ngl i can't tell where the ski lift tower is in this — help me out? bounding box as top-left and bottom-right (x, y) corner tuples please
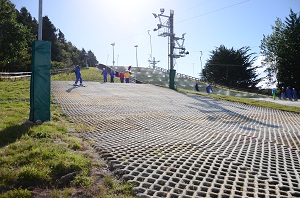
(152, 8), (189, 89)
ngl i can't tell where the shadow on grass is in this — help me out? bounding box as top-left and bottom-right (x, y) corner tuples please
(0, 121), (34, 148)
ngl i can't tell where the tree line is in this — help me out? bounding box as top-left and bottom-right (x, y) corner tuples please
(1, 0), (299, 91)
(203, 9), (300, 90)
(0, 0), (98, 72)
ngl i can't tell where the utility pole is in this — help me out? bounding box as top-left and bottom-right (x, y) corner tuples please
(169, 10), (175, 89)
(149, 57), (160, 69)
(152, 9), (188, 90)
(111, 43), (115, 66)
(199, 51), (203, 80)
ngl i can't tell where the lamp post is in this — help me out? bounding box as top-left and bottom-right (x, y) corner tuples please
(111, 43), (115, 66)
(106, 54), (109, 65)
(134, 45), (138, 67)
(199, 51), (203, 80)
(38, 0), (42, 40)
(148, 30), (152, 61)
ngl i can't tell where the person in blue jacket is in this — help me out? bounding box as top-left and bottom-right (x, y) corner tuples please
(102, 68), (107, 82)
(286, 86), (292, 101)
(292, 88), (298, 101)
(195, 82), (199, 91)
(281, 87), (286, 100)
(206, 84), (213, 94)
(73, 65), (83, 86)
(110, 69), (115, 83)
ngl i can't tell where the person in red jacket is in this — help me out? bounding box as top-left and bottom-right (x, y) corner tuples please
(119, 71), (125, 83)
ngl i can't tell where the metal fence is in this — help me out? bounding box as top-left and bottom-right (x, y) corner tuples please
(0, 72), (32, 80)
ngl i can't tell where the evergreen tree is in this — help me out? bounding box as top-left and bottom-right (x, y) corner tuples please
(203, 45), (259, 89)
(16, 7), (38, 39)
(57, 29), (66, 43)
(0, 0), (34, 71)
(87, 50), (98, 66)
(261, 9), (300, 90)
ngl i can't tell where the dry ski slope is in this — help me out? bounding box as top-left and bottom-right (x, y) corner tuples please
(52, 81), (300, 198)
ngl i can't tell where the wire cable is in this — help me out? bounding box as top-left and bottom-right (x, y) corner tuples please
(112, 0), (252, 44)
(177, 0), (251, 24)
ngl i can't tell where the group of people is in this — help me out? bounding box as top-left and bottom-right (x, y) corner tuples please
(272, 87), (298, 101)
(195, 82), (213, 94)
(101, 68), (131, 83)
(72, 65), (132, 86)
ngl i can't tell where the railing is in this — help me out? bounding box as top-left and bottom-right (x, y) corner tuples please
(0, 67), (73, 80)
(152, 66), (201, 82)
(51, 68), (73, 75)
(0, 72), (32, 80)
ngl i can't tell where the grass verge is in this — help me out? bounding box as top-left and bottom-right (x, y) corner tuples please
(178, 88), (300, 114)
(0, 79), (134, 198)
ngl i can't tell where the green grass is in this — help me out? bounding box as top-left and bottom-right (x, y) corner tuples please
(0, 79), (134, 197)
(178, 88), (300, 114)
(98, 176), (135, 198)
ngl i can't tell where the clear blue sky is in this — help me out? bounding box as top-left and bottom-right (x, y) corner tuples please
(11, 0), (300, 77)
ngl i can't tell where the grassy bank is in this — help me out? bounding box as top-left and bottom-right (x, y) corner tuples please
(178, 88), (300, 114)
(0, 79), (134, 198)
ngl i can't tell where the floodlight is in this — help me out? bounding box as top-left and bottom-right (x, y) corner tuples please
(152, 13), (157, 18)
(160, 8), (165, 14)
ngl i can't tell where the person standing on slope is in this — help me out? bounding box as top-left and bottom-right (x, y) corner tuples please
(119, 71), (125, 83)
(102, 68), (108, 82)
(73, 65), (83, 86)
(124, 70), (131, 83)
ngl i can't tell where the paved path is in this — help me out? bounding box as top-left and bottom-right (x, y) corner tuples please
(52, 81), (300, 198)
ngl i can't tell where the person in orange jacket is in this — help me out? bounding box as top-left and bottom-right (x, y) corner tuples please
(124, 70), (131, 83)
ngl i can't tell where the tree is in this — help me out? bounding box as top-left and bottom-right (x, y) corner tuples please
(203, 45), (259, 89)
(0, 0), (34, 71)
(87, 50), (98, 66)
(16, 7), (38, 39)
(79, 48), (87, 66)
(57, 29), (66, 43)
(260, 9), (300, 90)
(0, 1), (99, 71)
